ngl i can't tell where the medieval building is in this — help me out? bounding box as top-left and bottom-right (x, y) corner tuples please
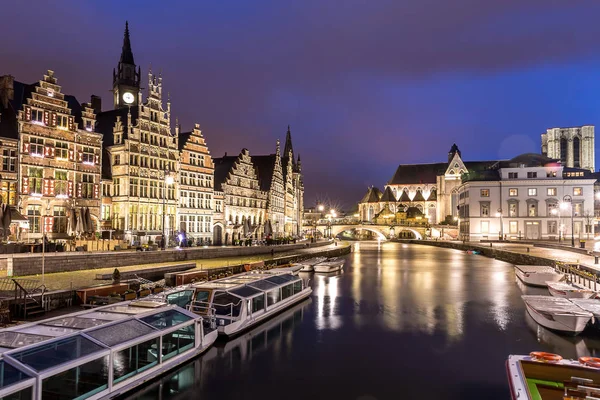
(541, 126), (595, 172)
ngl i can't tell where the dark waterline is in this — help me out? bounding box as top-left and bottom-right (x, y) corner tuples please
(124, 242), (600, 400)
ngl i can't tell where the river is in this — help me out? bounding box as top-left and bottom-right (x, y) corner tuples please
(124, 242), (600, 400)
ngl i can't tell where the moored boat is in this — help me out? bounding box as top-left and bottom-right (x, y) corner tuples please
(0, 297), (218, 400)
(298, 257), (326, 272)
(571, 299), (600, 328)
(515, 265), (564, 287)
(187, 270), (312, 337)
(507, 353), (600, 400)
(522, 295), (593, 335)
(547, 281), (596, 299)
(314, 258), (344, 273)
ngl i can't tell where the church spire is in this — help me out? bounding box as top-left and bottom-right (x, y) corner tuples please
(120, 21), (135, 65)
(283, 125), (294, 160)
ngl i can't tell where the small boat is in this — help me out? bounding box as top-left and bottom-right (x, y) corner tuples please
(466, 250), (480, 255)
(314, 258), (345, 273)
(506, 353), (600, 400)
(571, 299), (600, 328)
(0, 296), (218, 400)
(275, 264), (303, 275)
(188, 270), (312, 337)
(547, 280), (596, 299)
(515, 265), (564, 287)
(297, 257), (326, 272)
(522, 295), (593, 334)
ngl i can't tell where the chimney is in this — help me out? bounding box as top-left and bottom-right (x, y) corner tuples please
(90, 95), (102, 113)
(0, 75), (15, 109)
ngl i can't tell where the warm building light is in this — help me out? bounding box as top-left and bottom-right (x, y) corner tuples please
(165, 175), (174, 185)
(560, 202), (568, 210)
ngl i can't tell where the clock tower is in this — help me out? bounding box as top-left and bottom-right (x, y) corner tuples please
(112, 21), (140, 108)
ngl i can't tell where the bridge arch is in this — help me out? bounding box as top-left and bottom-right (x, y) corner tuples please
(393, 227), (423, 240)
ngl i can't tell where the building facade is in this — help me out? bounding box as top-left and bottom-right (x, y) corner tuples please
(541, 126), (595, 172)
(178, 123), (214, 245)
(96, 24), (179, 246)
(0, 71), (103, 241)
(457, 154), (596, 241)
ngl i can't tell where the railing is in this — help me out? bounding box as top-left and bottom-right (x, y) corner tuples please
(188, 300), (217, 329)
(12, 278), (46, 319)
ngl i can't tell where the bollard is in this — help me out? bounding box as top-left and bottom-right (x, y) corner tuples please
(527, 247), (530, 253)
(490, 243), (492, 248)
(596, 256), (599, 265)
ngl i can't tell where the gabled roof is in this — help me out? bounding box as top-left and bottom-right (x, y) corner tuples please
(95, 106), (139, 146)
(212, 155), (238, 191)
(406, 207), (423, 218)
(388, 163), (447, 185)
(101, 148), (112, 180)
(360, 187), (382, 203)
(412, 190), (425, 202)
(398, 190), (411, 202)
(499, 153), (558, 168)
(426, 189), (437, 201)
(178, 131), (192, 151)
(251, 155), (276, 192)
(0, 80), (34, 139)
(380, 186), (396, 202)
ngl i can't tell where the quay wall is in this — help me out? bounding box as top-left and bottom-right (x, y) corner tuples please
(404, 240), (556, 266)
(3, 241), (331, 277)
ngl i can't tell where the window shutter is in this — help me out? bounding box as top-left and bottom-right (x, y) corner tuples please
(43, 111), (49, 125)
(76, 183), (82, 198)
(68, 181), (74, 198)
(24, 106), (31, 122)
(44, 216), (53, 234)
(50, 147), (55, 158)
(78, 152), (83, 162)
(94, 184), (99, 199)
(95, 154), (100, 165)
(49, 180), (55, 196)
(22, 142), (29, 154)
(51, 112), (57, 127)
(68, 116), (74, 131)
(68, 149), (75, 161)
(43, 179), (50, 196)
(44, 146), (53, 158)
(22, 177), (29, 194)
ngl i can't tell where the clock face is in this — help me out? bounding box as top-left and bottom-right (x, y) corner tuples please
(122, 92), (135, 104)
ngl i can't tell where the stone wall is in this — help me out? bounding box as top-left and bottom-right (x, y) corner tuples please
(4, 241), (331, 276)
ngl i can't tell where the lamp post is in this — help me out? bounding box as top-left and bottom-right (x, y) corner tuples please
(41, 200), (49, 284)
(162, 172), (174, 250)
(495, 209), (503, 241)
(551, 208), (560, 242)
(561, 195), (574, 247)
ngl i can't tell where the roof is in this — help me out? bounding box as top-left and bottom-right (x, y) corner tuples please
(212, 155), (238, 191)
(398, 190), (411, 202)
(499, 153), (559, 168)
(388, 163), (447, 185)
(95, 106), (138, 146)
(380, 186), (396, 202)
(412, 190), (425, 202)
(0, 80), (35, 139)
(178, 131), (192, 151)
(360, 187), (382, 203)
(101, 148), (112, 180)
(251, 155), (276, 192)
(426, 189), (437, 201)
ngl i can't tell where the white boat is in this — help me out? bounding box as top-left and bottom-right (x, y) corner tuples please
(0, 296), (218, 400)
(507, 353), (600, 400)
(522, 295), (593, 334)
(571, 299), (600, 328)
(314, 258), (345, 273)
(188, 270), (312, 337)
(514, 265), (564, 287)
(298, 257), (326, 272)
(547, 281), (596, 299)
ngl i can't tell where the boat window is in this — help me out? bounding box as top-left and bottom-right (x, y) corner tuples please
(265, 275), (292, 285)
(1, 386), (32, 399)
(113, 337), (159, 384)
(9, 335), (106, 371)
(166, 290), (195, 308)
(0, 331), (52, 349)
(195, 290), (211, 303)
(281, 284), (293, 300)
(213, 292), (242, 317)
(267, 289), (281, 306)
(162, 324), (195, 361)
(87, 320), (156, 346)
(0, 359), (31, 389)
(140, 309), (193, 331)
(252, 295), (265, 313)
(42, 355), (109, 399)
(42, 316), (112, 330)
(248, 280), (278, 291)
(229, 286), (262, 298)
(293, 280), (303, 294)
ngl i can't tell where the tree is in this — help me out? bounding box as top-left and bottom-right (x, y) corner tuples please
(583, 210), (595, 240)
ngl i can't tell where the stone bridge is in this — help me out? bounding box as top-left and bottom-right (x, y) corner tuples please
(313, 222), (458, 240)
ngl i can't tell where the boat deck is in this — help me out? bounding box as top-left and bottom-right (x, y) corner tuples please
(515, 265), (557, 274)
(570, 299), (600, 317)
(522, 295), (593, 316)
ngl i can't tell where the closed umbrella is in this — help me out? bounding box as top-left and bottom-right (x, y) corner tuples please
(264, 219), (272, 235)
(243, 218), (249, 237)
(75, 209), (83, 235)
(67, 209), (74, 236)
(86, 207), (94, 233)
(2, 205), (11, 236)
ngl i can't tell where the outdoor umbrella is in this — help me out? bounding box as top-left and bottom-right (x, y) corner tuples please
(264, 219), (272, 235)
(75, 209), (83, 235)
(2, 205), (11, 237)
(67, 209), (74, 236)
(0, 205), (5, 237)
(86, 207), (94, 233)
(243, 218), (249, 237)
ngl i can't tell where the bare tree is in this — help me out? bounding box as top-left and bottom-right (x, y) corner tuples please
(583, 210), (595, 240)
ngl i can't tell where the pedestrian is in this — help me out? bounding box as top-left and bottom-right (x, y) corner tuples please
(271, 249), (274, 258)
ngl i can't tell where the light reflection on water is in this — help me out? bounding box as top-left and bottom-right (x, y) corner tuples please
(123, 242), (600, 400)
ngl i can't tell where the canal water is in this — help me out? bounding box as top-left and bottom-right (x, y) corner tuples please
(124, 242), (600, 400)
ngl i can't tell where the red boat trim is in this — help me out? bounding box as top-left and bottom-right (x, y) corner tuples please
(505, 359), (518, 400)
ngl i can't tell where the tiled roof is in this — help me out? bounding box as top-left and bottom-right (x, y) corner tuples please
(212, 155), (238, 191)
(398, 190), (411, 202)
(251, 155), (276, 192)
(360, 187), (382, 203)
(388, 163), (447, 185)
(95, 106), (138, 146)
(178, 131), (192, 151)
(412, 190), (425, 202)
(379, 186), (396, 202)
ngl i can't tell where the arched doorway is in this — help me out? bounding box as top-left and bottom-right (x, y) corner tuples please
(225, 232), (230, 245)
(213, 225), (223, 246)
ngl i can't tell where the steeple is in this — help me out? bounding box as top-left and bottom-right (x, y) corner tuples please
(283, 125), (294, 160)
(448, 143), (461, 163)
(120, 21), (135, 65)
(113, 21), (141, 108)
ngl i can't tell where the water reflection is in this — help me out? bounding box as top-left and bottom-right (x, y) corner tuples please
(315, 272), (342, 331)
(523, 310), (590, 359)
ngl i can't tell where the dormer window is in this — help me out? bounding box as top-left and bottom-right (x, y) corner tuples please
(57, 115), (68, 128)
(31, 109), (44, 123)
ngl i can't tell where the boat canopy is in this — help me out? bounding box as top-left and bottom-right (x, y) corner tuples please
(522, 295), (594, 316)
(0, 300), (202, 400)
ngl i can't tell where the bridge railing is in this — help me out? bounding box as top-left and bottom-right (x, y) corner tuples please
(315, 220), (430, 228)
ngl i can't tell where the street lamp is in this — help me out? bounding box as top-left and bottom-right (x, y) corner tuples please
(162, 172), (174, 250)
(495, 208), (503, 240)
(561, 195), (574, 247)
(318, 204), (324, 212)
(41, 200), (50, 284)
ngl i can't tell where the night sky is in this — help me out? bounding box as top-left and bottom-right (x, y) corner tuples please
(3, 1), (600, 209)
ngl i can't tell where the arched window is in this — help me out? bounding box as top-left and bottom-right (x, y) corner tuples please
(573, 136), (581, 167)
(368, 206), (374, 222)
(560, 138), (568, 164)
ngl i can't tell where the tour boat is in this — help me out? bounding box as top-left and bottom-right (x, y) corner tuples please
(0, 297), (218, 400)
(506, 353), (600, 400)
(298, 257), (327, 272)
(314, 258), (345, 273)
(522, 295), (593, 335)
(547, 281), (596, 299)
(514, 265), (564, 287)
(187, 271), (312, 337)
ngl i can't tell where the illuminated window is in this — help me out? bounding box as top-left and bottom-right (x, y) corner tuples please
(27, 205), (41, 233)
(29, 167), (43, 194)
(55, 170), (68, 196)
(53, 206), (67, 233)
(30, 137), (44, 156)
(574, 187), (583, 196)
(547, 188), (556, 196)
(509, 221), (518, 234)
(480, 221), (489, 233)
(480, 189), (489, 197)
(528, 188), (537, 196)
(509, 188), (518, 196)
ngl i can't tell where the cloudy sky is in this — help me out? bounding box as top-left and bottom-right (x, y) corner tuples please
(3, 1), (600, 208)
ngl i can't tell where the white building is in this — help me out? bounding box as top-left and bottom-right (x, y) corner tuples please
(458, 153), (596, 242)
